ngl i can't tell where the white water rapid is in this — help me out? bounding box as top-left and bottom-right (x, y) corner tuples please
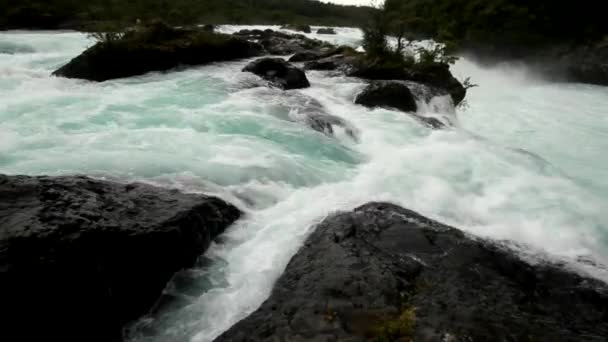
(1, 26), (607, 341)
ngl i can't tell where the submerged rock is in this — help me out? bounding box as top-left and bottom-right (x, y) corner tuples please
(287, 93), (359, 141)
(53, 21), (263, 81)
(317, 28), (336, 35)
(215, 202), (608, 342)
(0, 175), (241, 342)
(243, 58), (310, 90)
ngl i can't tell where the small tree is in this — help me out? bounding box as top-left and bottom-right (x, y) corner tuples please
(88, 31), (124, 43)
(361, 6), (390, 58)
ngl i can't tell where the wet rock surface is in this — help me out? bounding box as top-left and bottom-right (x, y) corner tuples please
(0, 175), (241, 342)
(234, 29), (332, 56)
(53, 22), (263, 82)
(355, 80), (418, 113)
(243, 57), (310, 90)
(288, 93), (359, 141)
(354, 80), (446, 129)
(215, 202), (608, 342)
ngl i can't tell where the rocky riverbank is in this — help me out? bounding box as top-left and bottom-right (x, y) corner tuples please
(215, 202), (608, 342)
(0, 175), (241, 342)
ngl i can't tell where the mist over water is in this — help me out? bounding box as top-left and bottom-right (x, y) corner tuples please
(1, 27), (608, 341)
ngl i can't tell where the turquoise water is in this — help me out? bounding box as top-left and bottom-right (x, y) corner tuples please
(1, 27), (608, 341)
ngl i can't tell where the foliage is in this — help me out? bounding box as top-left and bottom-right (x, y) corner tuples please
(462, 77), (478, 90)
(360, 3), (458, 69)
(0, 0), (375, 29)
(87, 31), (124, 43)
(361, 10), (390, 59)
(416, 45), (459, 65)
(374, 306), (417, 342)
(382, 0), (608, 50)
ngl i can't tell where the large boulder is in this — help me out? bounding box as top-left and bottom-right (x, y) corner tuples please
(243, 58), (310, 90)
(355, 81), (445, 129)
(53, 22), (263, 81)
(349, 60), (466, 106)
(234, 29), (331, 56)
(355, 80), (418, 113)
(215, 202), (608, 342)
(281, 24), (312, 34)
(0, 175), (241, 342)
(317, 28), (337, 35)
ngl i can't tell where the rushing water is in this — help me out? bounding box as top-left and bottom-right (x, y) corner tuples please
(2, 26), (608, 341)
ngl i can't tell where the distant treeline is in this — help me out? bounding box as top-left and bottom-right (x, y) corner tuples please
(384, 0), (608, 50)
(1, 0), (375, 30)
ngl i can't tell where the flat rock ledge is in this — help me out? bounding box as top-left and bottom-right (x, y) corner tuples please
(0, 174), (241, 342)
(216, 202), (608, 342)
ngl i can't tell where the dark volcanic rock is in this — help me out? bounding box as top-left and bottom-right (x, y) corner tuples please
(355, 81), (418, 113)
(0, 175), (241, 342)
(243, 58), (310, 90)
(234, 29), (331, 56)
(317, 28), (337, 35)
(281, 24), (312, 34)
(215, 202), (608, 342)
(53, 22), (263, 82)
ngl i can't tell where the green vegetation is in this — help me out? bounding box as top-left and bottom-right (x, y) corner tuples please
(373, 306), (417, 342)
(0, 0), (374, 30)
(360, 3), (458, 71)
(383, 0), (608, 50)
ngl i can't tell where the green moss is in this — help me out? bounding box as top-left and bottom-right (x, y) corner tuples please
(373, 306), (417, 342)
